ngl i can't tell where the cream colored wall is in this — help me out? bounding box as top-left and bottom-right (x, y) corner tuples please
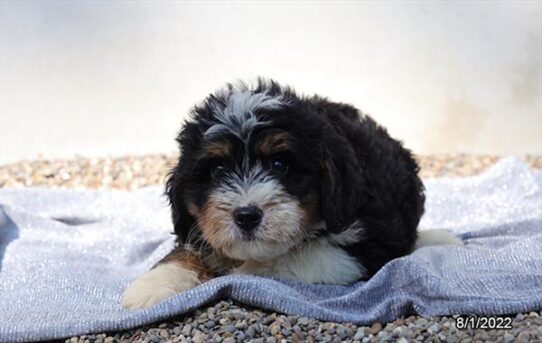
(1, 1), (541, 164)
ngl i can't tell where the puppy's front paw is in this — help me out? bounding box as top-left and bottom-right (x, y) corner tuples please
(415, 229), (464, 250)
(122, 263), (200, 310)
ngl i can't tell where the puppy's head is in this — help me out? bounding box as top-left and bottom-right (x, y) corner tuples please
(166, 79), (364, 261)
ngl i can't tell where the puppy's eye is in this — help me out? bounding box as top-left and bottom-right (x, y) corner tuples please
(270, 158), (288, 173)
(211, 161), (226, 177)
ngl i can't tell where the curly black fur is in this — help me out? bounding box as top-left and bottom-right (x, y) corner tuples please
(166, 78), (425, 278)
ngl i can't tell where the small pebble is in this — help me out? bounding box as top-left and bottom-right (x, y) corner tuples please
(159, 330), (169, 339)
(181, 324), (191, 336)
(192, 333), (205, 343)
(298, 317), (310, 326)
(369, 322), (382, 335)
(392, 326), (402, 336)
(376, 331), (388, 340)
(517, 331), (530, 343)
(415, 318), (428, 327)
(353, 328), (365, 340)
(428, 323), (439, 334)
(223, 324), (236, 333)
(246, 326), (256, 338)
(270, 323), (281, 335)
(281, 328), (291, 337)
(235, 321), (246, 329)
(219, 318), (231, 325)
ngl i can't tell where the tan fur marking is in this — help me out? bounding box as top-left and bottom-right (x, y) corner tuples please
(160, 248), (214, 282)
(196, 198), (232, 253)
(203, 140), (232, 158)
(187, 203), (199, 217)
(258, 132), (290, 155)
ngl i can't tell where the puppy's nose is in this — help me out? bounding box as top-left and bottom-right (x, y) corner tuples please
(233, 206), (263, 232)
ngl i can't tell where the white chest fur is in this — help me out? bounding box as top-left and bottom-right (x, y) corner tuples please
(233, 226), (366, 285)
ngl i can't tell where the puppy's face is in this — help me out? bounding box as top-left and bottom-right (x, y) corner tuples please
(168, 80), (362, 262)
(182, 89), (322, 261)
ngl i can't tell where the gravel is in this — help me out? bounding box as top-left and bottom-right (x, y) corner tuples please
(2, 154), (541, 190)
(55, 302), (542, 342)
(1, 154), (541, 342)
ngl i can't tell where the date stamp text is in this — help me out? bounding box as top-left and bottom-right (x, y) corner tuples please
(454, 315), (513, 330)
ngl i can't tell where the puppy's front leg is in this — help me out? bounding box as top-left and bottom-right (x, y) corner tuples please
(122, 247), (212, 309)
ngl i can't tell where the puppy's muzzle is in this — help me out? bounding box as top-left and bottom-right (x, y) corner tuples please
(233, 205), (263, 233)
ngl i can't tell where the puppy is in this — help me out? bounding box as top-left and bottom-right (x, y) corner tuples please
(122, 79), (460, 309)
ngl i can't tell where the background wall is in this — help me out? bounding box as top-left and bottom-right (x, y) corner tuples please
(1, 1), (541, 164)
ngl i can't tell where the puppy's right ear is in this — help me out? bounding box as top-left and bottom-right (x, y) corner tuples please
(165, 169), (196, 245)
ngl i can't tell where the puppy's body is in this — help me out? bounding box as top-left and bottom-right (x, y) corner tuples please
(123, 79), (458, 309)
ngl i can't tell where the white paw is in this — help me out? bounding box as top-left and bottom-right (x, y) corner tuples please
(122, 263), (200, 310)
(415, 229), (464, 250)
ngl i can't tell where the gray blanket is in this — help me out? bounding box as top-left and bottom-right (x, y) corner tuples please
(0, 156), (541, 342)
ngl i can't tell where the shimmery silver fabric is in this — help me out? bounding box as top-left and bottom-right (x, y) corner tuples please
(0, 156), (541, 342)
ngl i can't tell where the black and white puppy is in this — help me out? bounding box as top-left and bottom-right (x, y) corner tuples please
(122, 79), (461, 309)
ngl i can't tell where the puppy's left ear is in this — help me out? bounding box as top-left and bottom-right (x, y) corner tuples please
(320, 144), (366, 233)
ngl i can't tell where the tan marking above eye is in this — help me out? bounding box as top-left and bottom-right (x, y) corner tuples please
(187, 203), (199, 217)
(258, 132), (290, 155)
(203, 140), (232, 158)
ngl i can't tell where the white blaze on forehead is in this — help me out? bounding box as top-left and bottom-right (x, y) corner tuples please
(205, 90), (286, 139)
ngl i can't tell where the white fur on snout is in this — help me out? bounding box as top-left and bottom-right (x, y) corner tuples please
(121, 263), (200, 310)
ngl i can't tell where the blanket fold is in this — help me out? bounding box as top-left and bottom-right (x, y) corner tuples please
(0, 156), (541, 342)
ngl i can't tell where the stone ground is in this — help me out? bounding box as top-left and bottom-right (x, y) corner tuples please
(1, 154), (541, 343)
